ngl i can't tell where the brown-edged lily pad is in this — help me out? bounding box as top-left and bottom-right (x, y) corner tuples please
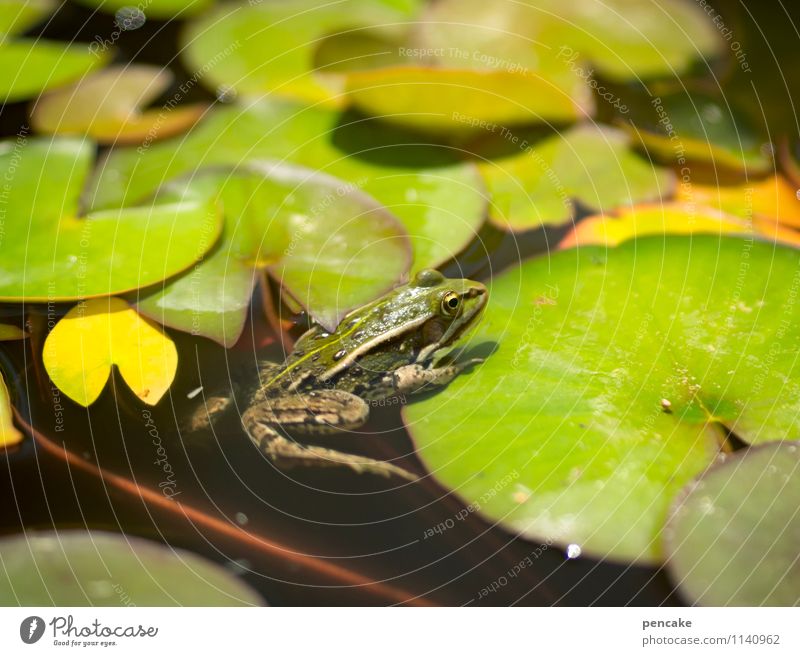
(31, 65), (207, 144)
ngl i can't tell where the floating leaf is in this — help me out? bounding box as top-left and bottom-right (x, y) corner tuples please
(0, 137), (222, 301)
(138, 162), (412, 344)
(677, 175), (800, 229)
(43, 297), (178, 406)
(0, 372), (22, 448)
(314, 22), (590, 131)
(31, 65), (207, 144)
(417, 0), (721, 83)
(313, 0), (720, 131)
(333, 65), (589, 134)
(0, 530), (264, 605)
(0, 323), (28, 449)
(0, 0), (55, 35)
(0, 323), (26, 340)
(405, 236), (800, 563)
(0, 0), (100, 103)
(665, 442), (800, 605)
(480, 124), (673, 230)
(560, 203), (800, 249)
(76, 0), (213, 19)
(88, 99), (486, 273)
(181, 0), (422, 105)
(632, 92), (771, 174)
(1, 322), (28, 447)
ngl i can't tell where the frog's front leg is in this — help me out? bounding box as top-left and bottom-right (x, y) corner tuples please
(375, 358), (483, 398)
(242, 389), (418, 481)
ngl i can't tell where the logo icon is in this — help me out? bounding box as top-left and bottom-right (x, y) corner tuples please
(20, 616), (45, 644)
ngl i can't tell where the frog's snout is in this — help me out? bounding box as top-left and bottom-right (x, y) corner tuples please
(466, 284), (487, 299)
(465, 282), (488, 312)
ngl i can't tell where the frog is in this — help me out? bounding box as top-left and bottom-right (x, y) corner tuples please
(195, 269), (488, 481)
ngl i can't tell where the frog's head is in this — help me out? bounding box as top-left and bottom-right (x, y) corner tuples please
(410, 269), (488, 362)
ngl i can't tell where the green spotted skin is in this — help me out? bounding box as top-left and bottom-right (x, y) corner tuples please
(260, 269), (488, 400)
(239, 269), (487, 480)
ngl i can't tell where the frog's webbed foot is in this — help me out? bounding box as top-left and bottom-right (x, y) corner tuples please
(185, 394), (233, 433)
(242, 390), (418, 481)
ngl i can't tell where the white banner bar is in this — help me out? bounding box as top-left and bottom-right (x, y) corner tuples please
(0, 607), (798, 654)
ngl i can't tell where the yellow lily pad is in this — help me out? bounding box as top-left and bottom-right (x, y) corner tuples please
(43, 297), (178, 407)
(0, 373), (22, 448)
(676, 175), (800, 229)
(0, 320), (25, 446)
(31, 65), (207, 144)
(561, 203), (800, 249)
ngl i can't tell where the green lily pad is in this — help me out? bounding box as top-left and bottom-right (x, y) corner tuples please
(31, 65), (207, 144)
(480, 124), (673, 230)
(0, 530), (264, 605)
(0, 39), (110, 103)
(88, 99), (486, 273)
(417, 0), (721, 83)
(313, 27), (590, 131)
(138, 162), (412, 344)
(77, 0), (213, 20)
(632, 92), (772, 174)
(0, 137), (222, 301)
(321, 0), (720, 131)
(0, 0), (109, 103)
(180, 0), (422, 105)
(333, 64), (589, 134)
(0, 0), (55, 35)
(665, 442), (800, 605)
(405, 236), (800, 563)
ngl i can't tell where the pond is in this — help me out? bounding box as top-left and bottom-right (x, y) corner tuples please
(1, 0), (799, 607)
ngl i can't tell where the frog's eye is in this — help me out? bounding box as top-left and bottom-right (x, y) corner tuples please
(441, 291), (460, 315)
